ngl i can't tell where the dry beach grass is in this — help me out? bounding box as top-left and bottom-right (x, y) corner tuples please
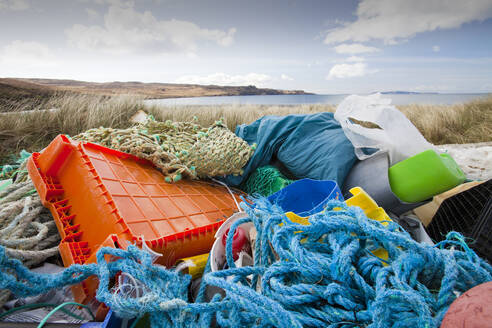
(0, 93), (491, 164)
(399, 100), (492, 145)
(0, 93), (143, 163)
(146, 98), (492, 146)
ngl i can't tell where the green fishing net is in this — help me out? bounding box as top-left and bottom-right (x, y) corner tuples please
(74, 118), (254, 182)
(0, 150), (31, 180)
(241, 165), (294, 196)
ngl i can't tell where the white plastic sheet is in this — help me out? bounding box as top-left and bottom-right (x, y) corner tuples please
(334, 93), (435, 165)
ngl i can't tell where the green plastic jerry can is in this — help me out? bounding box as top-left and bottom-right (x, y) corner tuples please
(388, 150), (466, 203)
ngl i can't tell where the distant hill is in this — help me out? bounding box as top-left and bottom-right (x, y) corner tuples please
(379, 91), (439, 95)
(0, 78), (55, 110)
(0, 77), (311, 111)
(17, 78), (311, 99)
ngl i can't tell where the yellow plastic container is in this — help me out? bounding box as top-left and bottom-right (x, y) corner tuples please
(176, 253), (209, 279)
(345, 187), (391, 227)
(285, 187), (391, 263)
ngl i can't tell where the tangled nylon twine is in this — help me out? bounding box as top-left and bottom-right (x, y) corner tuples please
(1, 198), (491, 327)
(0, 181), (60, 307)
(74, 118), (254, 182)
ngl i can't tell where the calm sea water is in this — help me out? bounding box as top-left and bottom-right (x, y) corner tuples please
(146, 93), (488, 106)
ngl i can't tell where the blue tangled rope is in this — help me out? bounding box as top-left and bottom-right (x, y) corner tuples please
(1, 198), (491, 328)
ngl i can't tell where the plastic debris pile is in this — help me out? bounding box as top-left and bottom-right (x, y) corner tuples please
(1, 199), (491, 327)
(74, 118), (254, 182)
(1, 94), (491, 327)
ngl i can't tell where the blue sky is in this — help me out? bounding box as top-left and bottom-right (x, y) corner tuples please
(0, 0), (491, 94)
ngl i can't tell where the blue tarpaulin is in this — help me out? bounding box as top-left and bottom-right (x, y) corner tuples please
(223, 112), (357, 187)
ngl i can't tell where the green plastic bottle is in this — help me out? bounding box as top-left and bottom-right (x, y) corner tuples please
(388, 150), (466, 203)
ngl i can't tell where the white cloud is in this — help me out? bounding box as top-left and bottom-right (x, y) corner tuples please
(326, 62), (377, 79)
(281, 74), (294, 81)
(324, 0), (492, 45)
(0, 0), (29, 10)
(79, 0), (133, 7)
(175, 73), (272, 87)
(346, 56), (365, 62)
(0, 40), (56, 67)
(432, 45), (440, 52)
(85, 8), (100, 20)
(66, 3), (236, 54)
(480, 84), (492, 92)
(334, 43), (380, 54)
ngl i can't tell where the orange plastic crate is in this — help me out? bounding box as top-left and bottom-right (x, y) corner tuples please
(27, 135), (243, 307)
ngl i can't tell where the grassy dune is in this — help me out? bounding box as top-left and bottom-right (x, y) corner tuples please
(0, 94), (143, 163)
(0, 93), (491, 164)
(0, 78), (55, 111)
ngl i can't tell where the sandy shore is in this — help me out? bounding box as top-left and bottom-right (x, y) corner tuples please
(439, 142), (492, 181)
